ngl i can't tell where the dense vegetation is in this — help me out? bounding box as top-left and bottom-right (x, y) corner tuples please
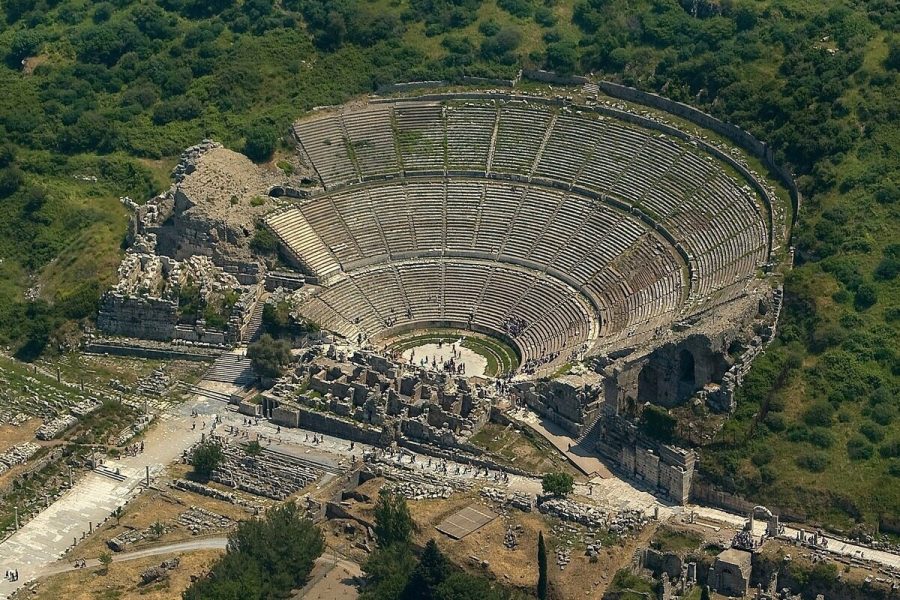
(247, 333), (292, 378)
(182, 501), (324, 599)
(190, 439), (223, 479)
(0, 0), (896, 528)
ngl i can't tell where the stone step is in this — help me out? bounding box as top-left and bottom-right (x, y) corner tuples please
(94, 466), (127, 482)
(244, 300), (266, 343)
(203, 354), (256, 387)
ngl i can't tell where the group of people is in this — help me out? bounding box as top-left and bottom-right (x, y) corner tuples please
(191, 413), (222, 432)
(370, 447), (512, 482)
(520, 349), (560, 375)
(406, 341), (470, 375)
(4, 569), (18, 581)
(123, 441), (144, 457)
(502, 316), (528, 337)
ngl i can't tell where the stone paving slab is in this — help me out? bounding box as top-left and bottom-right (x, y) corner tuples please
(436, 504), (497, 539)
(0, 412), (202, 599)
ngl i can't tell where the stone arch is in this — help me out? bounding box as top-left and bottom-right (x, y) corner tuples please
(636, 363), (660, 405)
(678, 348), (696, 384)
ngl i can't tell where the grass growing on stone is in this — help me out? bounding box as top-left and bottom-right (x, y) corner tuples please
(469, 422), (579, 475)
(608, 569), (657, 597)
(650, 526), (703, 554)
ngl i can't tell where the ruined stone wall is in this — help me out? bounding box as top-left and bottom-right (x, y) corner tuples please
(97, 295), (177, 341)
(296, 405), (388, 446)
(515, 377), (603, 437)
(600, 289), (772, 413)
(84, 341), (218, 361)
(595, 413), (696, 505)
(633, 334), (732, 408)
(750, 551), (894, 600)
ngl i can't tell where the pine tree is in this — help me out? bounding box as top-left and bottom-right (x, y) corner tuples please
(401, 539), (448, 600)
(373, 489), (415, 548)
(537, 530), (548, 600)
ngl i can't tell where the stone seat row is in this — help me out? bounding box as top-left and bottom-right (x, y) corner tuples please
(297, 260), (594, 369)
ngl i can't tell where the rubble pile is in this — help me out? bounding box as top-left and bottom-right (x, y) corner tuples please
(607, 509), (650, 535)
(538, 497), (608, 529)
(69, 399), (102, 418)
(0, 412), (30, 427)
(371, 458), (472, 496)
(108, 528), (145, 552)
(136, 369), (170, 396)
(191, 441), (322, 500)
(172, 478), (236, 503)
(0, 442), (41, 475)
(36, 414), (79, 440)
(139, 557), (180, 586)
(504, 525), (520, 550)
(480, 487), (533, 512)
(176, 506), (233, 533)
(387, 480), (455, 500)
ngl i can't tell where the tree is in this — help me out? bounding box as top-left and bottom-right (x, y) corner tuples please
(537, 531), (548, 600)
(150, 520), (165, 539)
(247, 334), (292, 379)
(8, 30), (42, 63)
(542, 472), (574, 497)
(98, 551), (113, 574)
(244, 122), (277, 162)
(184, 501), (324, 600)
(402, 540), (449, 600)
(191, 440), (223, 480)
(0, 166), (24, 198)
(545, 41), (578, 74)
(113, 506), (123, 525)
(244, 439), (263, 456)
(373, 489), (415, 548)
(435, 572), (505, 600)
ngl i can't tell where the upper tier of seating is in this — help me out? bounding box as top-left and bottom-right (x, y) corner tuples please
(278, 97), (771, 371)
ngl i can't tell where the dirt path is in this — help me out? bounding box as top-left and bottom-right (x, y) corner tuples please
(41, 537), (229, 576)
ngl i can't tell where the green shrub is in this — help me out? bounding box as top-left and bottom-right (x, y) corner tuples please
(764, 412), (787, 432)
(808, 428), (835, 449)
(244, 122), (277, 162)
(846, 435), (874, 461)
(878, 437), (900, 459)
(854, 283), (878, 310)
(796, 452), (829, 473)
(250, 227), (278, 254)
(870, 403), (896, 425)
(803, 402), (835, 427)
(859, 421), (884, 443)
(751, 446), (774, 466)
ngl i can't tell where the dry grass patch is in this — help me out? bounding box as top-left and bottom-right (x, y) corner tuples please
(33, 549), (222, 600)
(0, 418), (41, 453)
(71, 476), (255, 560)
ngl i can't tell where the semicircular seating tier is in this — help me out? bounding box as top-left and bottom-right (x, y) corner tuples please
(267, 96), (771, 376)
